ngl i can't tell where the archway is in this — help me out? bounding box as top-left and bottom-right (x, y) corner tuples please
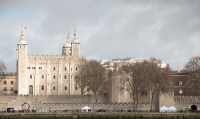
(191, 105), (197, 112)
(21, 102), (30, 112)
(29, 85), (33, 95)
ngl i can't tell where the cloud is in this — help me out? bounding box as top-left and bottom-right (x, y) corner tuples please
(0, 0), (200, 72)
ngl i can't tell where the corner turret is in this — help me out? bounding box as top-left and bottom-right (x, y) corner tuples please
(62, 30), (72, 56)
(71, 26), (80, 57)
(17, 26), (28, 95)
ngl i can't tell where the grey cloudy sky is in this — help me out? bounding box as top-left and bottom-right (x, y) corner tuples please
(0, 0), (200, 72)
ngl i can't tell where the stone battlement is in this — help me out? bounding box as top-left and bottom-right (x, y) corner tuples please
(27, 55), (85, 60)
(0, 72), (16, 75)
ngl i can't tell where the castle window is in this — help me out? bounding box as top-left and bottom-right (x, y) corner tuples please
(10, 81), (13, 85)
(179, 90), (183, 94)
(32, 67), (35, 69)
(75, 83), (78, 90)
(3, 81), (6, 85)
(76, 67), (78, 71)
(10, 87), (13, 91)
(53, 67), (56, 71)
(65, 67), (67, 71)
(30, 75), (32, 79)
(27, 67), (31, 69)
(64, 75), (67, 79)
(41, 85), (44, 90)
(53, 75), (56, 79)
(39, 67), (42, 70)
(53, 86), (56, 90)
(3, 88), (6, 91)
(65, 86), (67, 90)
(42, 75), (44, 79)
(179, 81), (182, 86)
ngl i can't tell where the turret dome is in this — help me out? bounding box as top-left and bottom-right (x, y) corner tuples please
(63, 41), (71, 48)
(72, 38), (79, 43)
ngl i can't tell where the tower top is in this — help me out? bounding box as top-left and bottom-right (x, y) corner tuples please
(72, 26), (79, 44)
(63, 30), (71, 48)
(18, 26), (27, 45)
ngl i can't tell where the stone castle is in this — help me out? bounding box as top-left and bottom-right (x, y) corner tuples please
(2, 27), (85, 96)
(0, 27), (199, 112)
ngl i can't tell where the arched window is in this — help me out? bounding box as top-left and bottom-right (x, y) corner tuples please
(30, 75), (32, 79)
(42, 75), (44, 79)
(76, 67), (78, 71)
(53, 67), (56, 71)
(53, 75), (56, 79)
(75, 83), (78, 90)
(53, 86), (56, 90)
(64, 75), (67, 79)
(65, 86), (67, 90)
(41, 85), (44, 90)
(29, 85), (33, 94)
(64, 67), (67, 71)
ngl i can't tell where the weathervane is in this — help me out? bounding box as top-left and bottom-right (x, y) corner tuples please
(67, 30), (70, 42)
(21, 25), (27, 37)
(74, 26), (77, 38)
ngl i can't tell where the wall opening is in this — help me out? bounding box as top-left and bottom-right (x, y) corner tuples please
(191, 105), (197, 112)
(29, 85), (33, 95)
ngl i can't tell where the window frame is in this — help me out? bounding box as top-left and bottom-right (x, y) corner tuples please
(41, 85), (44, 90)
(179, 90), (183, 94)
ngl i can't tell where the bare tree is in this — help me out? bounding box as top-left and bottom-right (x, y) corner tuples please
(184, 57), (200, 96)
(0, 60), (6, 81)
(75, 59), (88, 96)
(188, 72), (200, 96)
(119, 61), (149, 111)
(184, 57), (199, 71)
(87, 60), (107, 103)
(0, 60), (6, 72)
(118, 58), (170, 111)
(148, 58), (171, 112)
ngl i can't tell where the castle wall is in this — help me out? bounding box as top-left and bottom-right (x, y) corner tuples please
(174, 96), (200, 111)
(159, 92), (175, 107)
(25, 55), (85, 96)
(0, 95), (151, 111)
(109, 73), (151, 104)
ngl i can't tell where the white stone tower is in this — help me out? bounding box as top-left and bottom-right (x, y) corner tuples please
(71, 27), (80, 57)
(62, 30), (71, 56)
(16, 26), (28, 95)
